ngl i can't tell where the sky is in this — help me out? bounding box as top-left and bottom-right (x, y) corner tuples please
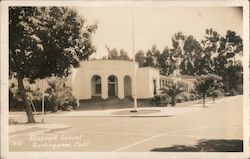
(74, 7), (243, 59)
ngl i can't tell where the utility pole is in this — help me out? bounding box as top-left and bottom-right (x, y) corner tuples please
(131, 9), (138, 112)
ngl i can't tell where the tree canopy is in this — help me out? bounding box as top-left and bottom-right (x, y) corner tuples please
(10, 7), (97, 81)
(161, 83), (185, 106)
(195, 74), (223, 107)
(104, 45), (131, 61)
(9, 7), (97, 122)
(134, 29), (242, 95)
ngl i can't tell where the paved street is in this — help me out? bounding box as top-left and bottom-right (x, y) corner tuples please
(9, 96), (243, 152)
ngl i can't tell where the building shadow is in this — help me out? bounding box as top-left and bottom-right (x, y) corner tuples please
(150, 139), (243, 152)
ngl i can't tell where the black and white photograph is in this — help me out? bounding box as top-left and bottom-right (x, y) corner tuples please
(1, 1), (249, 159)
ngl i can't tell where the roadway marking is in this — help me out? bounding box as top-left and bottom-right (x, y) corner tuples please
(72, 130), (155, 137)
(113, 125), (242, 152)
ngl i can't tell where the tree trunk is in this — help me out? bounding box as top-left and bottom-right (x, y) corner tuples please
(17, 73), (36, 123)
(202, 93), (206, 108)
(171, 96), (176, 106)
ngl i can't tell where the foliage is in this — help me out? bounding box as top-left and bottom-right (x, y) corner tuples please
(9, 7), (96, 122)
(135, 50), (146, 67)
(189, 93), (197, 101)
(195, 74), (223, 107)
(214, 30), (243, 87)
(135, 45), (176, 75)
(229, 88), (240, 96)
(196, 29), (220, 75)
(235, 84), (243, 94)
(224, 63), (243, 91)
(10, 7), (97, 80)
(180, 35), (203, 75)
(160, 83), (186, 106)
(9, 83), (23, 110)
(175, 95), (184, 103)
(105, 45), (132, 61)
(157, 47), (176, 75)
(150, 94), (170, 106)
(143, 44), (160, 67)
(181, 93), (191, 102)
(46, 77), (78, 111)
(133, 29), (242, 96)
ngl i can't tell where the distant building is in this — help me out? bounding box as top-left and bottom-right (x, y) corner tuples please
(68, 60), (195, 100)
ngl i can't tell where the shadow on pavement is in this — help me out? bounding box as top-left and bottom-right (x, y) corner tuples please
(150, 139), (243, 152)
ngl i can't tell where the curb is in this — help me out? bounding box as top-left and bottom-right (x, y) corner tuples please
(10, 125), (72, 138)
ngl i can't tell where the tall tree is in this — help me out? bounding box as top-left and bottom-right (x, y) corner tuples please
(195, 28), (220, 75)
(214, 30), (243, 77)
(144, 44), (160, 67)
(181, 35), (202, 75)
(170, 32), (186, 75)
(171, 32), (185, 57)
(9, 7), (97, 123)
(144, 49), (154, 67)
(157, 46), (175, 75)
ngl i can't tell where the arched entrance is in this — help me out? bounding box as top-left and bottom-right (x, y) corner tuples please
(124, 75), (132, 97)
(108, 75), (118, 97)
(91, 75), (102, 98)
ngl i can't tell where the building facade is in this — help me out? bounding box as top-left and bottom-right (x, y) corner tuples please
(68, 60), (195, 101)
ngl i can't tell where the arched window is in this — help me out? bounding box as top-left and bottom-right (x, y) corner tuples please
(91, 75), (102, 97)
(108, 75), (118, 97)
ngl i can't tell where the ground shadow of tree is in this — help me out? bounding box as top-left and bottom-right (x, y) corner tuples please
(151, 139), (243, 152)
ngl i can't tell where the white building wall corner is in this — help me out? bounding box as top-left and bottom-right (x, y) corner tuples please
(148, 68), (160, 97)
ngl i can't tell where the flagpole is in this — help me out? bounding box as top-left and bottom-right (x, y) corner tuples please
(131, 9), (137, 112)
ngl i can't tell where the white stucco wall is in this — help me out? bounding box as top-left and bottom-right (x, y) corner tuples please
(70, 60), (138, 100)
(136, 67), (160, 99)
(136, 68), (150, 99)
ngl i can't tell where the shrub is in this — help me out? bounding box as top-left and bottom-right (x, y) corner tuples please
(214, 89), (224, 97)
(190, 93), (197, 101)
(229, 88), (239, 96)
(9, 85), (24, 111)
(31, 96), (51, 112)
(236, 84), (243, 94)
(31, 89), (77, 112)
(9, 77), (77, 112)
(175, 95), (184, 103)
(58, 88), (77, 111)
(48, 94), (59, 112)
(46, 77), (78, 111)
(151, 94), (169, 106)
(181, 93), (191, 101)
(208, 89), (224, 98)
